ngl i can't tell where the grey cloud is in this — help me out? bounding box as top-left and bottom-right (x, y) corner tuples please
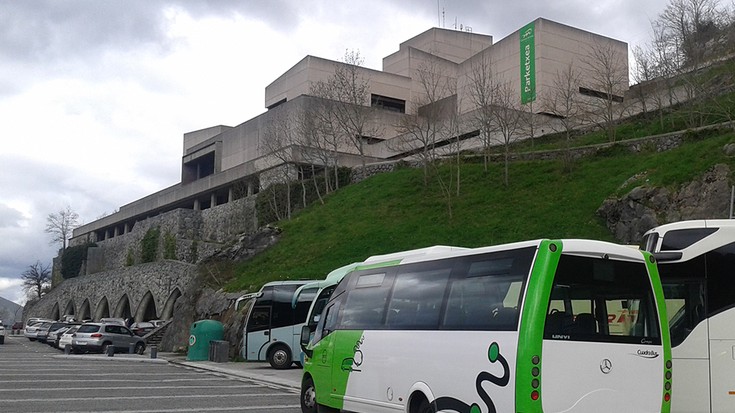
(0, 204), (24, 229)
(0, 0), (301, 64)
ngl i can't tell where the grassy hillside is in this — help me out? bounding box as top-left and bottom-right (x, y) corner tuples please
(224, 130), (735, 293)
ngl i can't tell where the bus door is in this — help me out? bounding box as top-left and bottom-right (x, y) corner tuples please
(246, 305), (272, 361)
(541, 254), (665, 413)
(310, 296), (343, 408)
(661, 278), (710, 413)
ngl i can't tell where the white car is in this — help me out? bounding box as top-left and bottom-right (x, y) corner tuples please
(58, 325), (80, 350)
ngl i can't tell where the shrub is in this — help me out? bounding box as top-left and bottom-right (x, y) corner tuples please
(141, 227), (160, 263)
(61, 243), (96, 279)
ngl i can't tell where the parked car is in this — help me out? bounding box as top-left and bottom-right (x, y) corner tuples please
(48, 324), (78, 348)
(71, 323), (145, 354)
(58, 325), (80, 350)
(130, 322), (155, 336)
(149, 319), (167, 327)
(0, 322), (5, 344)
(25, 321), (52, 342)
(37, 322), (67, 344)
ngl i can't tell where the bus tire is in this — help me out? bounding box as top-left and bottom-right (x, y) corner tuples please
(301, 376), (318, 413)
(268, 344), (292, 369)
(411, 394), (436, 413)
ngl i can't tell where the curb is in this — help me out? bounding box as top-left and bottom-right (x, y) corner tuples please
(166, 358), (300, 391)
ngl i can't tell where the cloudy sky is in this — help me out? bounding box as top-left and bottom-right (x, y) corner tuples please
(0, 0), (670, 304)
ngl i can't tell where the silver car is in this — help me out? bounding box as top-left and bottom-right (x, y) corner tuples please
(25, 321), (52, 342)
(71, 323), (146, 354)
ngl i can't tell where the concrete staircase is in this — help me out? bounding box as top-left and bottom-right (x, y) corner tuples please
(143, 320), (172, 347)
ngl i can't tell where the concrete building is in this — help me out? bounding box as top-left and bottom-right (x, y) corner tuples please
(70, 18), (628, 250)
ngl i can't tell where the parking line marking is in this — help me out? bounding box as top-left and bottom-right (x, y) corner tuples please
(5, 394), (292, 402)
(61, 405), (300, 412)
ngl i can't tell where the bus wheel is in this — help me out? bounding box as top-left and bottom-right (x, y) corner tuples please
(412, 395), (436, 413)
(301, 377), (317, 413)
(268, 344), (292, 369)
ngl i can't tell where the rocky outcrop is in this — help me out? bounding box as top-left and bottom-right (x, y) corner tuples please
(597, 164), (733, 244)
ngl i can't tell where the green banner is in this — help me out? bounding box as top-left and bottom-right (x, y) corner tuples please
(520, 22), (536, 104)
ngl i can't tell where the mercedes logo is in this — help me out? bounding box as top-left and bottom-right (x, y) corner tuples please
(600, 358), (613, 374)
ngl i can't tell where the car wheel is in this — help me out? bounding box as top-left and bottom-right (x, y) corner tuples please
(101, 342), (113, 355)
(134, 342), (145, 355)
(268, 344), (292, 370)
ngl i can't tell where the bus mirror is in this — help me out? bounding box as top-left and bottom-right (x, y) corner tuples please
(300, 325), (313, 358)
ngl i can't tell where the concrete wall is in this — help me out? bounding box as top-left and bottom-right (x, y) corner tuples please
(25, 260), (196, 324)
(79, 196), (256, 274)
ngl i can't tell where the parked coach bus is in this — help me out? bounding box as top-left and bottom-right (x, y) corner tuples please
(299, 239), (672, 413)
(239, 280), (318, 369)
(641, 220), (735, 413)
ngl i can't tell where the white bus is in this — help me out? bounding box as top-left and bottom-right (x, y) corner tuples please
(641, 219), (735, 413)
(300, 239), (672, 413)
(239, 280), (319, 369)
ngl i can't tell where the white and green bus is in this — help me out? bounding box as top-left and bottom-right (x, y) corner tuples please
(641, 220), (735, 413)
(300, 239), (672, 413)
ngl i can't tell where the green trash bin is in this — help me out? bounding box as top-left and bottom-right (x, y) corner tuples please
(187, 320), (224, 361)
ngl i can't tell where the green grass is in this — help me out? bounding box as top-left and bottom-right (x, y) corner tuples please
(224, 132), (735, 293)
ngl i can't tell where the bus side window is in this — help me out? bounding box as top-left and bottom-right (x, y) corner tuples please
(706, 241), (735, 316)
(340, 272), (390, 329)
(386, 267), (451, 329)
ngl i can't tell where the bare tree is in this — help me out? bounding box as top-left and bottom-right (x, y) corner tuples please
(259, 109), (299, 220)
(45, 205), (79, 250)
(658, 0), (722, 68)
(492, 80), (527, 186)
(308, 82), (349, 192)
(21, 261), (51, 299)
(308, 50), (380, 174)
(581, 40), (629, 142)
(396, 57), (457, 185)
(465, 52), (498, 172)
(543, 64), (585, 171)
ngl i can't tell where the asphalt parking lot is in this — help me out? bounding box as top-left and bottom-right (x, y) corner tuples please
(0, 335), (304, 413)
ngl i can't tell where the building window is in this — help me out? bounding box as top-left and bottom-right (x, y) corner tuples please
(371, 94), (405, 113)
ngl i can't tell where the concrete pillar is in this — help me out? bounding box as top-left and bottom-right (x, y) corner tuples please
(124, 223), (130, 234)
(193, 199), (200, 211)
(228, 188), (234, 203)
(247, 182), (254, 196)
(104, 230), (110, 240)
(211, 193), (217, 207)
(114, 227), (120, 237)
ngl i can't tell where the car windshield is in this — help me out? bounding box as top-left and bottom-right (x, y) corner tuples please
(77, 325), (100, 333)
(64, 326), (80, 334)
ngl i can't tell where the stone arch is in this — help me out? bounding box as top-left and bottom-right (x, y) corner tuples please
(78, 299), (91, 321)
(161, 288), (182, 320)
(113, 294), (132, 320)
(134, 291), (158, 322)
(63, 300), (76, 318)
(50, 302), (60, 321)
(94, 297), (110, 321)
